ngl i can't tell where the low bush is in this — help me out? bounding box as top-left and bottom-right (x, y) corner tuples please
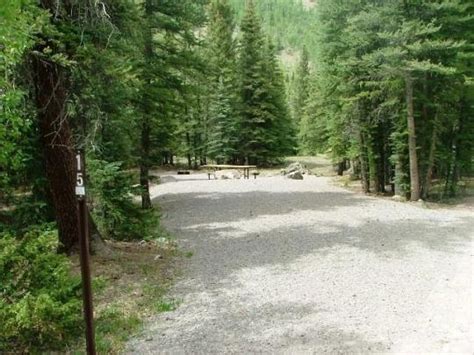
(88, 158), (161, 241)
(0, 225), (82, 352)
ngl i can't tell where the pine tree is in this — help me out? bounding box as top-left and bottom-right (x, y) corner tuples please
(238, 0), (271, 163)
(138, 0), (206, 207)
(263, 39), (296, 158)
(299, 73), (328, 155)
(238, 1), (293, 164)
(207, 77), (238, 163)
(206, 0), (240, 163)
(292, 46), (310, 125)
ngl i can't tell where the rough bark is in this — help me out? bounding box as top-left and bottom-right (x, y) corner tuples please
(405, 76), (420, 201)
(140, 117), (152, 209)
(394, 157), (405, 196)
(32, 1), (107, 255)
(377, 128), (386, 193)
(358, 131), (370, 193)
(421, 124), (437, 199)
(32, 49), (79, 254)
(186, 132), (192, 169)
(444, 119), (460, 197)
(336, 162), (344, 176)
(140, 0), (153, 210)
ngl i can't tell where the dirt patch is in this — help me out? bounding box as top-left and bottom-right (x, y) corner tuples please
(70, 239), (180, 353)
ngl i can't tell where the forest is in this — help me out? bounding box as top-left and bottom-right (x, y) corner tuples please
(1, 0), (473, 352)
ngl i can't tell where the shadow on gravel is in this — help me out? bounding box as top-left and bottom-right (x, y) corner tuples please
(143, 301), (389, 354)
(155, 189), (473, 286)
(175, 216), (473, 288)
(157, 190), (365, 225)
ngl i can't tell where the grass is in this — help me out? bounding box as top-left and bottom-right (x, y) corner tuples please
(153, 299), (180, 312)
(70, 238), (180, 354)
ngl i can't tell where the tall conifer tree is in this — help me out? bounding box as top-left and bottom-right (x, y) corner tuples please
(206, 0), (240, 163)
(238, 0), (293, 163)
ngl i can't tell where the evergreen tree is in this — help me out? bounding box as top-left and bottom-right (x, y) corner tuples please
(292, 46), (310, 125)
(207, 77), (238, 163)
(237, 1), (293, 164)
(238, 0), (271, 163)
(263, 39), (296, 158)
(206, 0), (240, 163)
(138, 0), (206, 207)
(303, 0), (474, 199)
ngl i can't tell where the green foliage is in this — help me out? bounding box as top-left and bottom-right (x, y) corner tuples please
(0, 2), (48, 198)
(237, 1), (295, 164)
(0, 226), (82, 352)
(299, 0), (474, 196)
(95, 306), (142, 353)
(207, 77), (239, 162)
(88, 158), (160, 241)
(205, 0), (240, 163)
(229, 0), (318, 56)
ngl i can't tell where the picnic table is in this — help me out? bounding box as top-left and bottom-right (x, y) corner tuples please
(201, 164), (257, 180)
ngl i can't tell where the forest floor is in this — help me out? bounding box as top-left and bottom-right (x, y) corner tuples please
(70, 240), (180, 353)
(127, 169), (473, 354)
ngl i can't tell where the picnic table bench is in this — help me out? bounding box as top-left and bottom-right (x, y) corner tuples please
(201, 164), (257, 180)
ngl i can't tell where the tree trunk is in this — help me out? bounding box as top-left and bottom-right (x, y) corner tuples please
(358, 131), (370, 193)
(405, 76), (420, 201)
(444, 120), (460, 197)
(336, 161), (344, 176)
(32, 48), (79, 254)
(140, 117), (152, 209)
(421, 124), (437, 199)
(377, 128), (386, 193)
(140, 0), (153, 210)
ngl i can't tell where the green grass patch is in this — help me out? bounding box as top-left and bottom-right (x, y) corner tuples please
(70, 240), (178, 353)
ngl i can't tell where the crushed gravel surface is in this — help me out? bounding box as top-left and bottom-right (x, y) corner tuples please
(127, 175), (473, 354)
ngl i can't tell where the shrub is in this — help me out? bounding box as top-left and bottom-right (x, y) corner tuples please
(0, 226), (82, 352)
(88, 158), (161, 241)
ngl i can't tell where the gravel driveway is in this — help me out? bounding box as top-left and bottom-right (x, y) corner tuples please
(128, 175), (473, 354)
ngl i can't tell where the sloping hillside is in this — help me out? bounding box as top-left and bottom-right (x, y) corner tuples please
(229, 0), (317, 61)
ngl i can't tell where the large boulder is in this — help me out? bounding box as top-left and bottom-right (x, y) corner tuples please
(281, 162), (309, 179)
(286, 171), (304, 180)
(215, 169), (241, 180)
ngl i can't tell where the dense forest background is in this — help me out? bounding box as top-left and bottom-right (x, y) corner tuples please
(0, 0), (473, 352)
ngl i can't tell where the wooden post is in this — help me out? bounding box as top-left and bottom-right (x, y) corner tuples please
(75, 150), (96, 355)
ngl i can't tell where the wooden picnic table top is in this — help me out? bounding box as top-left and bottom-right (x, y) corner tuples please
(201, 164), (257, 169)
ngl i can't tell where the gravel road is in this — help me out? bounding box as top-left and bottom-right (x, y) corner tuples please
(128, 175), (473, 354)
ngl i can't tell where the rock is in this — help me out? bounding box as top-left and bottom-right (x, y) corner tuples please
(286, 171), (304, 180)
(391, 195), (406, 202)
(286, 162), (304, 174)
(282, 162), (309, 179)
(215, 169), (241, 180)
